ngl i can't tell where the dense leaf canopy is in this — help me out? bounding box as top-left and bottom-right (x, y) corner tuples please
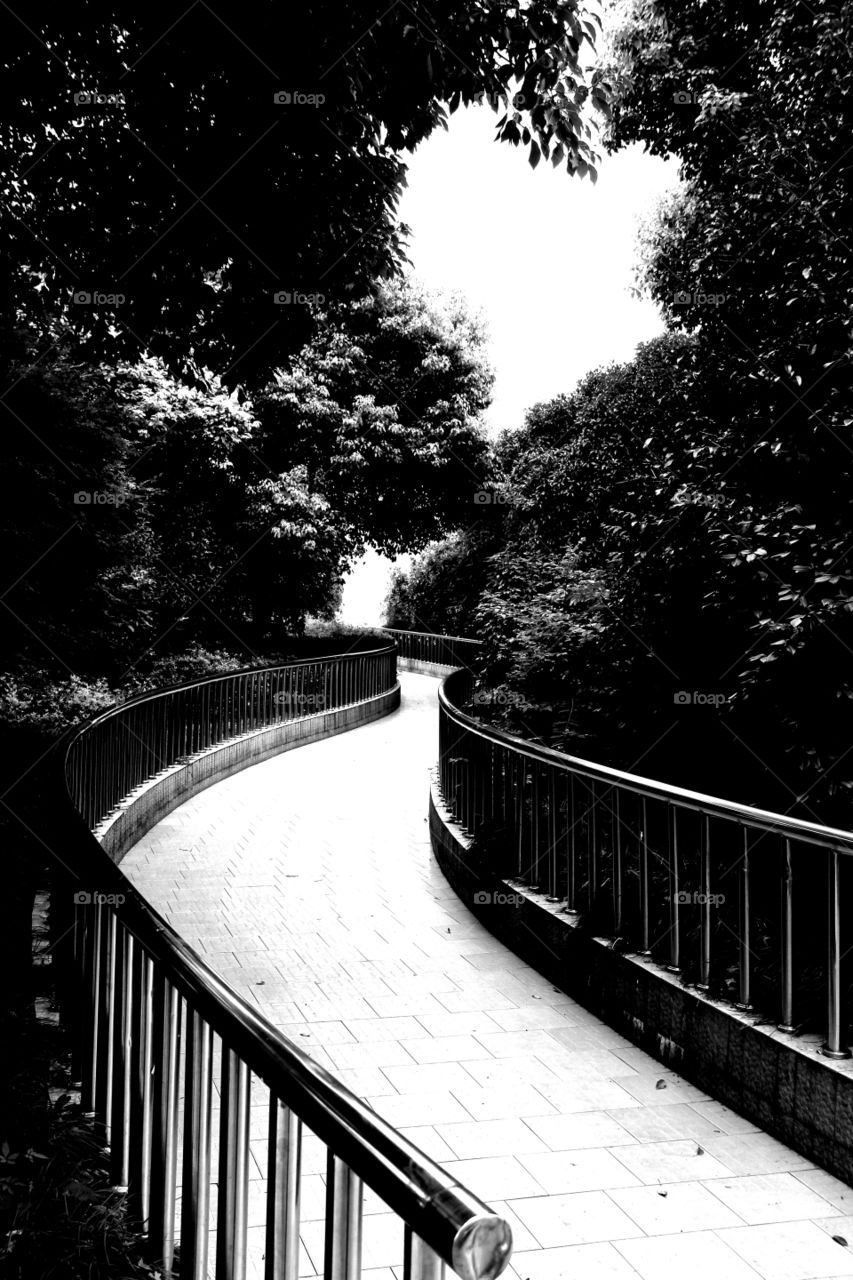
(1, 1), (609, 383)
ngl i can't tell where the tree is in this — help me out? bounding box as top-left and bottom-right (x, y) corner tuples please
(384, 526), (498, 636)
(1, 281), (495, 673)
(0, 326), (155, 678)
(1, 2), (612, 383)
(467, 333), (813, 808)
(597, 0), (853, 813)
(253, 282), (494, 557)
(115, 357), (348, 658)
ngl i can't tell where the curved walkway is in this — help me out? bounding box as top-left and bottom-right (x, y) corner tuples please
(121, 674), (853, 1280)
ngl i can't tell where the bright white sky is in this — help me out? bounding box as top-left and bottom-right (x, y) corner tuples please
(339, 104), (681, 626)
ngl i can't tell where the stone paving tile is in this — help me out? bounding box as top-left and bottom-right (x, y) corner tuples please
(523, 1110), (639, 1151)
(508, 1190), (642, 1247)
(610, 1138), (735, 1184)
(511, 1241), (642, 1280)
(699, 1133), (816, 1176)
(450, 1084), (557, 1122)
(120, 672), (853, 1280)
(705, 1173), (841, 1225)
(443, 1156), (547, 1200)
(435, 1118), (551, 1159)
(614, 1230), (764, 1280)
(609, 1180), (746, 1233)
(687, 1100), (762, 1134)
(606, 1102), (730, 1143)
(715, 1221), (853, 1280)
(516, 1149), (644, 1194)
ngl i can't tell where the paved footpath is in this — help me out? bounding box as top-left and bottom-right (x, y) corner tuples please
(122, 673), (853, 1280)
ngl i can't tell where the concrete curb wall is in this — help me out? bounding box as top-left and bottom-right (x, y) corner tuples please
(97, 684), (401, 865)
(429, 775), (853, 1185)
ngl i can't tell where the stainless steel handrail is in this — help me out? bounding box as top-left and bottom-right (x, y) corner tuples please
(384, 628), (483, 646)
(439, 669), (853, 853)
(56, 643), (513, 1280)
(383, 628), (481, 669)
(437, 664), (853, 1058)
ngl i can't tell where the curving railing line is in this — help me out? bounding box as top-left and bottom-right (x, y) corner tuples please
(437, 664), (853, 1060)
(55, 643), (513, 1280)
(383, 628), (481, 671)
(68, 649), (397, 829)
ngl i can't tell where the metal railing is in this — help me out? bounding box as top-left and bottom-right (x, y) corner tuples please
(438, 666), (853, 1060)
(55, 643), (513, 1280)
(383, 628), (480, 670)
(67, 647), (398, 831)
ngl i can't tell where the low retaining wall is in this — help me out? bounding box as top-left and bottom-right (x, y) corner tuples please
(429, 775), (853, 1185)
(97, 685), (401, 864)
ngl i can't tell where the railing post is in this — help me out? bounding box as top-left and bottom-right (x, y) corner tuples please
(530, 766), (541, 888)
(824, 849), (850, 1058)
(266, 1099), (302, 1280)
(779, 837), (795, 1033)
(698, 814), (711, 991)
(81, 898), (103, 1115)
(405, 1228), (445, 1280)
(149, 975), (181, 1277)
(588, 780), (598, 910)
(667, 806), (681, 972)
(217, 1049), (252, 1280)
(128, 946), (154, 1227)
(547, 767), (558, 899)
(181, 1009), (214, 1280)
(613, 789), (623, 935)
(324, 1153), (363, 1280)
(110, 923), (134, 1189)
(736, 827), (752, 1009)
(639, 797), (651, 955)
(515, 761), (525, 878)
(565, 774), (576, 912)
(97, 908), (118, 1137)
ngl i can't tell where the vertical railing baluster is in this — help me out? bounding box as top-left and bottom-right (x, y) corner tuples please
(566, 774), (576, 912)
(779, 836), (795, 1032)
(639, 796), (651, 954)
(266, 1099), (302, 1280)
(737, 827), (752, 1009)
(824, 849), (850, 1058)
(98, 910), (117, 1141)
(404, 1228), (445, 1280)
(217, 1050), (251, 1279)
(698, 814), (711, 991)
(668, 806), (681, 972)
(181, 1010), (214, 1280)
(531, 766), (541, 888)
(613, 789), (623, 935)
(324, 1153), (363, 1280)
(149, 975), (182, 1278)
(128, 946), (154, 1227)
(515, 761), (525, 878)
(588, 780), (598, 910)
(110, 923), (134, 1188)
(81, 899), (103, 1116)
(547, 766), (558, 898)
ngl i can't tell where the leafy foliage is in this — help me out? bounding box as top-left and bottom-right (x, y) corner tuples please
(599, 0), (853, 813)
(384, 526), (499, 635)
(1, 2), (611, 383)
(417, 1), (853, 821)
(0, 1095), (161, 1279)
(1, 281), (493, 678)
(253, 282), (494, 558)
